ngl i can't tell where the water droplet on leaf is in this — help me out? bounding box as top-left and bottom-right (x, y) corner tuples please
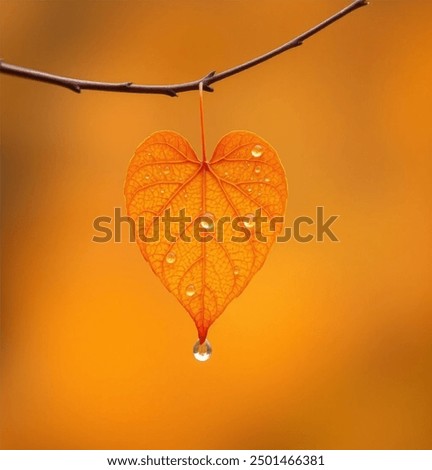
(199, 212), (215, 230)
(244, 213), (255, 229)
(255, 166), (261, 174)
(186, 284), (196, 297)
(251, 144), (264, 158)
(166, 252), (176, 264)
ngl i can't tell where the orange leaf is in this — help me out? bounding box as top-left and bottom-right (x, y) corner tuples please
(124, 130), (287, 343)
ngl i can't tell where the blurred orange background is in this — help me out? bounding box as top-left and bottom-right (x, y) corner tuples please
(1, 0), (431, 449)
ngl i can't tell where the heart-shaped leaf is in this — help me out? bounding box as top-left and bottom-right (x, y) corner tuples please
(124, 130), (287, 343)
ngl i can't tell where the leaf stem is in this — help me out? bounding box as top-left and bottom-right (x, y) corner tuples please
(199, 82), (207, 163)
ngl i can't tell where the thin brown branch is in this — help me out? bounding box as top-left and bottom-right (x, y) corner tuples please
(0, 0), (368, 97)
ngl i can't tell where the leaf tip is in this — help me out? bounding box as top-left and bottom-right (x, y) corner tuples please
(198, 325), (209, 344)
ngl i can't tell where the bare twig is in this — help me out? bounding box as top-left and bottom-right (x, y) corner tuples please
(0, 0), (368, 97)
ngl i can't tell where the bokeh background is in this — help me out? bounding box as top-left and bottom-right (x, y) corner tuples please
(1, 0), (431, 449)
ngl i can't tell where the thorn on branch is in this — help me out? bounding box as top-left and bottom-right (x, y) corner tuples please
(166, 89), (178, 97)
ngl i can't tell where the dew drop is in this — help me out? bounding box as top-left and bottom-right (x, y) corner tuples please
(199, 212), (215, 230)
(144, 174), (150, 180)
(251, 144), (264, 158)
(193, 339), (212, 362)
(186, 284), (196, 297)
(264, 177), (271, 183)
(233, 266), (240, 276)
(163, 166), (170, 175)
(247, 187), (252, 193)
(255, 166), (261, 174)
(224, 171), (229, 177)
(165, 252), (176, 264)
(160, 189), (165, 194)
(244, 213), (255, 229)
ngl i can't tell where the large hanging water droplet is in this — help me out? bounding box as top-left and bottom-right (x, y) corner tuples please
(186, 284), (196, 297)
(251, 144), (264, 158)
(193, 339), (212, 362)
(165, 252), (176, 264)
